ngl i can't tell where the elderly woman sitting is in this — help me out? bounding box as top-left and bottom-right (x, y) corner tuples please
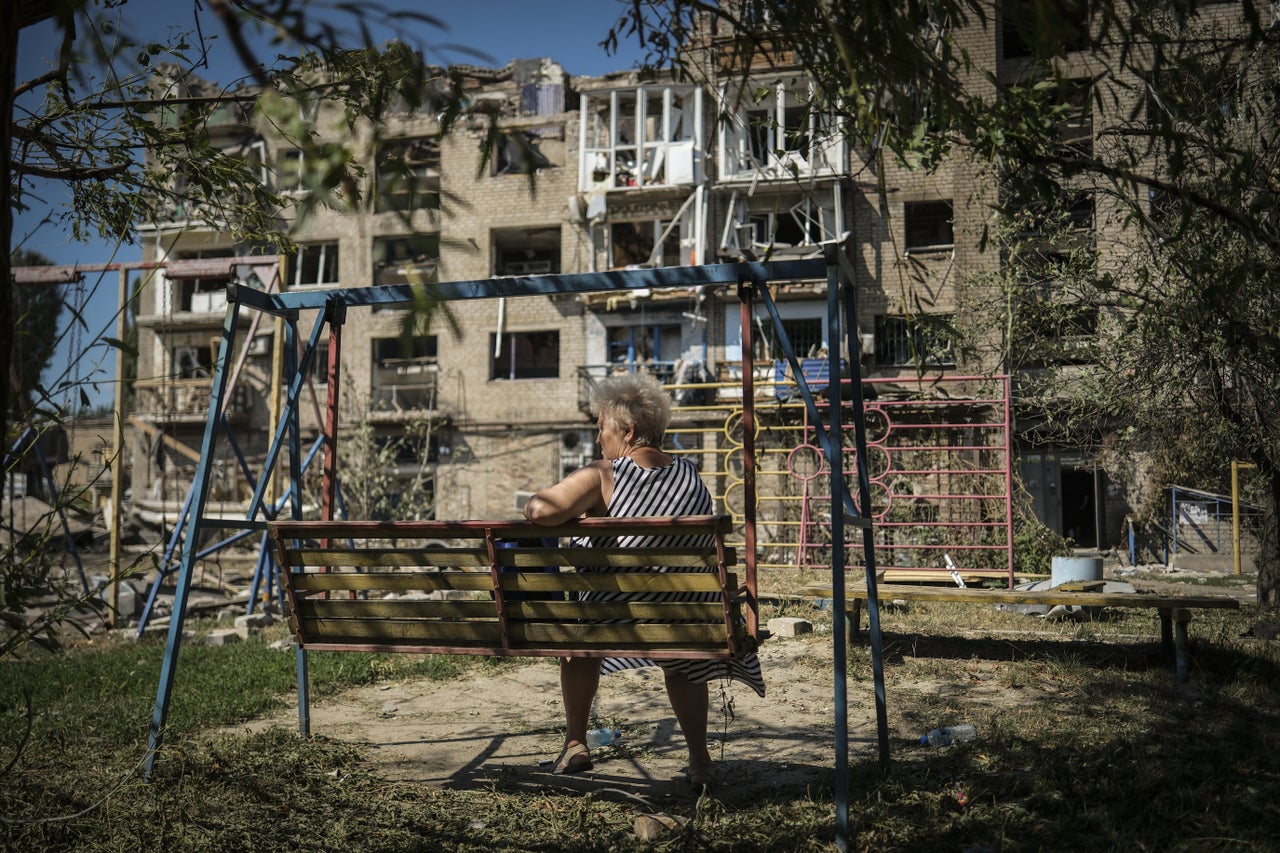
(523, 372), (764, 793)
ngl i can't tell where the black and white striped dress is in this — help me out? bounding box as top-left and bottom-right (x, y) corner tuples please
(577, 455), (766, 697)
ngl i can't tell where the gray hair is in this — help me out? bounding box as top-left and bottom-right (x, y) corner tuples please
(591, 372), (672, 447)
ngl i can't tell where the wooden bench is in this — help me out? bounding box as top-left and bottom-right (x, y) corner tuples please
(799, 580), (1240, 682)
(268, 515), (752, 661)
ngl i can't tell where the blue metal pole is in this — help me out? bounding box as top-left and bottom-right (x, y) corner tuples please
(837, 246), (889, 772)
(143, 300), (241, 779)
(283, 310), (312, 738)
(825, 252), (850, 851)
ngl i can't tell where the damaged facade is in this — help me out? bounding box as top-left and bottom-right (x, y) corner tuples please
(125, 9), (1199, 566)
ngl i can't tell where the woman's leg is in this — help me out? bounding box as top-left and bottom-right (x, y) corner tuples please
(663, 668), (712, 772)
(557, 656), (600, 771)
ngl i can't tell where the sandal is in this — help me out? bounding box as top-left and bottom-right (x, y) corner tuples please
(552, 742), (593, 775)
(687, 765), (715, 794)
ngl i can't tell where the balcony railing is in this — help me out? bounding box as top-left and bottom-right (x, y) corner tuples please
(370, 381), (439, 416)
(134, 378), (251, 420)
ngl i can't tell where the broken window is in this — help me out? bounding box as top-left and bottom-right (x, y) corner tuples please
(580, 85), (701, 190)
(904, 201), (954, 252)
(720, 188), (842, 258)
(372, 235), (439, 288)
(607, 323), (682, 368)
(371, 335), (438, 410)
(1001, 0), (1089, 59)
(495, 130), (554, 175)
(874, 314), (956, 368)
(720, 78), (843, 179)
(291, 241), (340, 288)
(376, 137), (440, 213)
(490, 331), (560, 380)
(610, 220), (681, 268)
(493, 226), (561, 276)
(171, 341), (215, 379)
(1055, 79), (1093, 158)
(173, 248), (235, 313)
(277, 148), (306, 192)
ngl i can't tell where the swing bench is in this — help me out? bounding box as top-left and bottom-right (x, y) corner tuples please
(268, 514), (754, 660)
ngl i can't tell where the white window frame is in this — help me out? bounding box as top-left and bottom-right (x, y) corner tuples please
(718, 78), (845, 181)
(291, 241), (341, 289)
(579, 85), (702, 191)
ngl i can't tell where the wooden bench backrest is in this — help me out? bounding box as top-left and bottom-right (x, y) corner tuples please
(268, 515), (745, 660)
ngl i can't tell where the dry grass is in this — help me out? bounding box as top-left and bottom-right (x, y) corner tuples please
(2, 576), (1277, 852)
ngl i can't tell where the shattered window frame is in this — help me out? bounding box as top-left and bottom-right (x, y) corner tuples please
(489, 330), (561, 380)
(580, 85), (702, 190)
(376, 136), (441, 213)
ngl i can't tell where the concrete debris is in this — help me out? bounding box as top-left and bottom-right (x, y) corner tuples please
(767, 616), (813, 638)
(633, 813), (685, 840)
(204, 628), (241, 647)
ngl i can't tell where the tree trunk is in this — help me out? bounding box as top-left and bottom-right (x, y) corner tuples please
(1, 2), (19, 465)
(1259, 470), (1280, 610)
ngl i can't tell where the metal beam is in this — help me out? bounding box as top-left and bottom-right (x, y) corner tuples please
(229, 260), (828, 316)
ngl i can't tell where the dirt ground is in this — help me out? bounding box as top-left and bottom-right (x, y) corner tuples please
(227, 572), (1263, 810)
(238, 629), (879, 807)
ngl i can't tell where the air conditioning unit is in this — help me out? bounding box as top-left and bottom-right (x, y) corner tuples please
(247, 336), (272, 356)
(514, 490), (536, 512)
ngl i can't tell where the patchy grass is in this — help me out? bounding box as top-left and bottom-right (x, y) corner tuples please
(2, 591), (1278, 852)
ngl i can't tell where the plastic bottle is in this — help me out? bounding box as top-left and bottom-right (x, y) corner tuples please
(920, 723), (976, 747)
(586, 727), (622, 749)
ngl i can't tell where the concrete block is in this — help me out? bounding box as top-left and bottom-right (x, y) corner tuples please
(767, 616), (813, 638)
(234, 612), (275, 631)
(204, 628), (242, 647)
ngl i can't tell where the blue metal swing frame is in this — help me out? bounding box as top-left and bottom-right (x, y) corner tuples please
(140, 252), (888, 850)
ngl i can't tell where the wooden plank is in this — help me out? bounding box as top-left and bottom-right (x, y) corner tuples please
(500, 571), (732, 595)
(298, 617), (504, 645)
(295, 641), (734, 659)
(269, 514), (733, 544)
(510, 621), (729, 648)
(797, 582), (1240, 610)
(287, 571), (495, 593)
(495, 547), (736, 569)
(302, 599), (499, 620)
(286, 548), (490, 568)
(303, 597), (729, 624)
(296, 618), (730, 650)
(504, 599), (728, 622)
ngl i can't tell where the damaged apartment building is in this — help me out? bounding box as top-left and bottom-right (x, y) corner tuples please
(129, 10), (1165, 561)
(130, 54), (858, 532)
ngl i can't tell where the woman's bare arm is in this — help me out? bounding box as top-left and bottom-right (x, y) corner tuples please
(523, 460), (611, 525)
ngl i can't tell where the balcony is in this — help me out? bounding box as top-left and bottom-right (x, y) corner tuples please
(368, 379), (440, 424)
(133, 378), (251, 423)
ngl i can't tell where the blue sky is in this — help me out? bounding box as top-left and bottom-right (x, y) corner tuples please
(14, 0), (648, 411)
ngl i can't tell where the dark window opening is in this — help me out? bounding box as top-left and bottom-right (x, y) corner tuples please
(490, 331), (560, 380)
(758, 317), (825, 360)
(176, 248), (235, 312)
(904, 200), (954, 251)
(376, 137), (440, 213)
(374, 335), (438, 364)
(607, 323), (682, 367)
(874, 314), (956, 368)
(1056, 79), (1093, 158)
(292, 241), (340, 287)
(373, 235), (439, 289)
(277, 149), (305, 192)
(495, 131), (554, 175)
(1001, 1), (1089, 59)
(610, 221), (680, 268)
(172, 343), (214, 379)
(494, 227), (561, 276)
